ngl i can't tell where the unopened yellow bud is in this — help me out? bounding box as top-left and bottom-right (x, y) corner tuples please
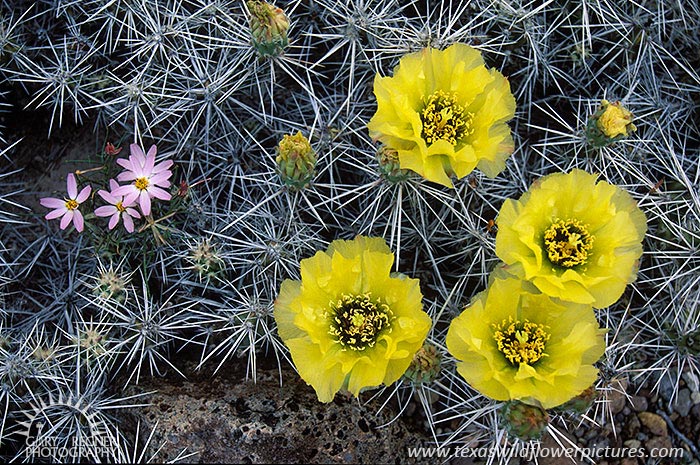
(376, 146), (410, 183)
(247, 1), (289, 57)
(597, 100), (636, 138)
(276, 131), (317, 190)
(586, 99), (637, 147)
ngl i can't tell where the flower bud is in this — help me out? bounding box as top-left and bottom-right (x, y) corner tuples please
(377, 146), (411, 183)
(276, 131), (317, 190)
(586, 99), (636, 147)
(247, 0), (290, 57)
(500, 400), (549, 441)
(403, 343), (442, 384)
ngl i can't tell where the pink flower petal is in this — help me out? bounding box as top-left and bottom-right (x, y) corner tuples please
(146, 144), (157, 159)
(117, 171), (138, 182)
(120, 197), (138, 208)
(94, 205), (117, 217)
(130, 143), (146, 166)
(73, 210), (85, 232)
(97, 189), (118, 204)
(46, 208), (67, 220)
(150, 171), (172, 187)
(112, 184), (135, 197)
(40, 197), (65, 209)
(125, 207), (141, 218)
(76, 185), (92, 203)
(116, 158), (133, 171)
(108, 213), (120, 230)
(123, 213), (135, 233)
(153, 160), (173, 174)
(149, 186), (171, 201)
(66, 173), (77, 199)
(109, 179), (120, 191)
(139, 191), (152, 216)
(123, 191), (140, 207)
(143, 145), (156, 174)
(60, 210), (74, 229)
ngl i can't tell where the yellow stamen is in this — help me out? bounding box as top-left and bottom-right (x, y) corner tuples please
(64, 199), (78, 210)
(134, 177), (149, 191)
(420, 90), (473, 146)
(543, 219), (594, 268)
(326, 292), (394, 351)
(115, 201), (126, 213)
(493, 317), (550, 365)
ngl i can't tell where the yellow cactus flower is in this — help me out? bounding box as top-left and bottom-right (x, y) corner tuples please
(274, 236), (432, 402)
(495, 169), (647, 308)
(367, 43), (516, 188)
(446, 273), (606, 409)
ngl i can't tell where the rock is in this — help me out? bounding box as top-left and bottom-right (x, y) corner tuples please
(674, 389), (692, 417)
(607, 384), (627, 415)
(630, 396), (647, 412)
(643, 436), (673, 455)
(691, 391), (700, 405)
(623, 439), (641, 449)
(117, 362), (433, 463)
(592, 438), (610, 450)
(625, 414), (640, 437)
(638, 412), (668, 437)
(682, 371), (699, 392)
(658, 375), (676, 402)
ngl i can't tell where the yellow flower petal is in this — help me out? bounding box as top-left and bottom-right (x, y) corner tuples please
(368, 43), (516, 188)
(274, 235), (431, 402)
(446, 274), (606, 409)
(495, 169), (647, 308)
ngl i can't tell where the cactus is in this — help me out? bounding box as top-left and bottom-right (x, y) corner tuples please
(247, 0), (290, 57)
(500, 401), (550, 441)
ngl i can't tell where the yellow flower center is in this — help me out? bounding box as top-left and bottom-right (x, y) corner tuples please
(327, 293), (393, 351)
(64, 199), (79, 210)
(493, 317), (550, 365)
(543, 219), (594, 268)
(115, 201), (126, 212)
(420, 90), (474, 146)
(134, 177), (150, 191)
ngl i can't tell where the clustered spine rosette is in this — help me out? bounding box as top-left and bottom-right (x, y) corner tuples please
(494, 169), (647, 308)
(274, 235), (432, 402)
(367, 43), (516, 188)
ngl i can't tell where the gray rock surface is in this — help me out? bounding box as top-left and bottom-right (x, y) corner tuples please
(675, 388), (693, 417)
(118, 362), (433, 464)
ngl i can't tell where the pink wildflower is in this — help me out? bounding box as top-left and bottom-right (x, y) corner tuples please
(39, 173), (92, 232)
(94, 179), (141, 233)
(112, 143), (173, 216)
